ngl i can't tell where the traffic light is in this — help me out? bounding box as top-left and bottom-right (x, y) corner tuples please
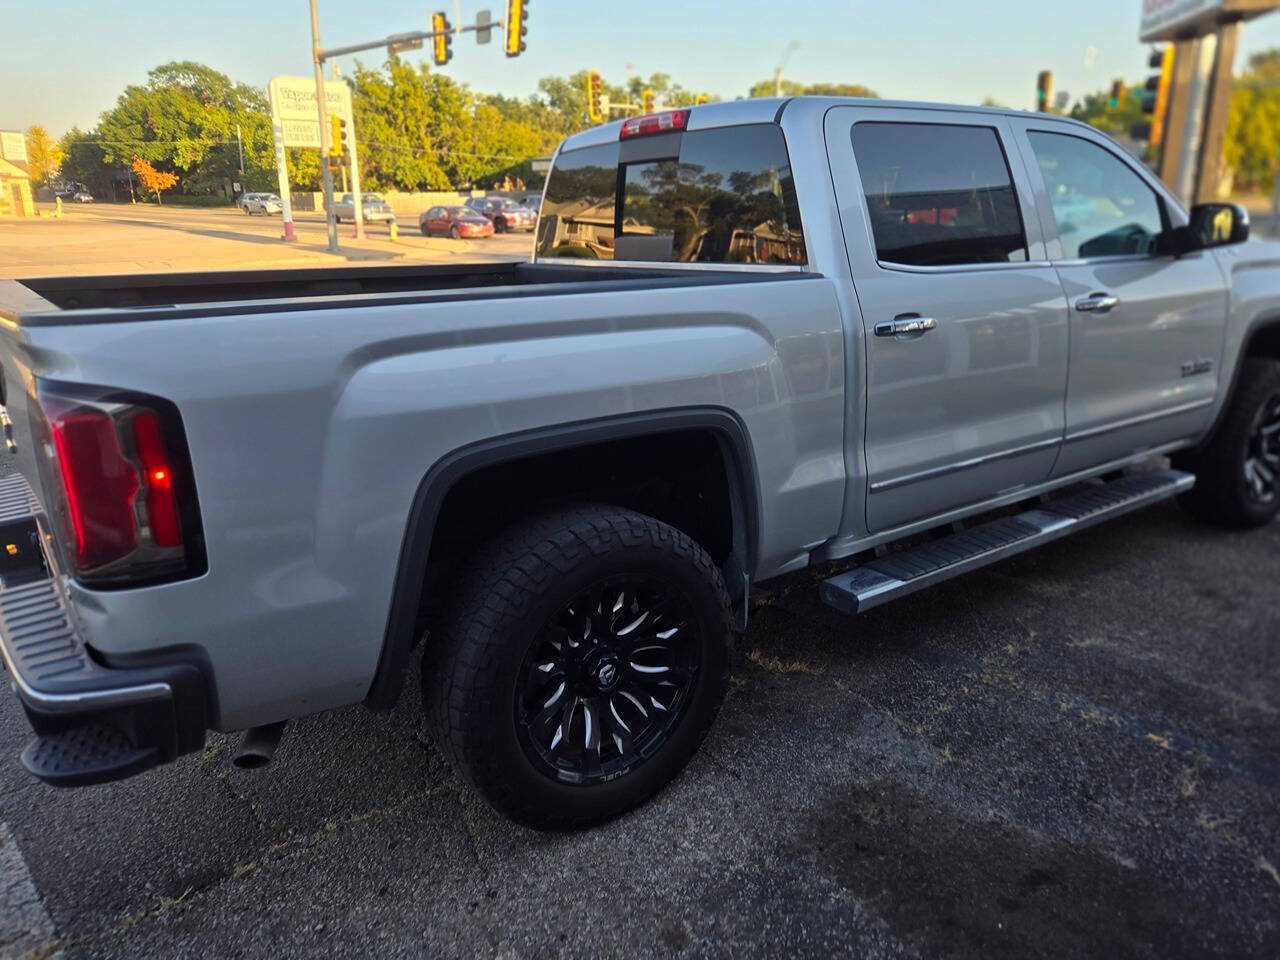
(1036, 70), (1052, 112)
(329, 115), (342, 157)
(338, 118), (350, 155)
(642, 88), (655, 113)
(587, 71), (604, 123)
(1143, 47), (1175, 147)
(505, 0), (528, 58)
(432, 12), (452, 66)
(1108, 79), (1125, 111)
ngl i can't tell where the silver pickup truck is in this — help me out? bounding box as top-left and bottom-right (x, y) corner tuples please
(1, 98), (1278, 829)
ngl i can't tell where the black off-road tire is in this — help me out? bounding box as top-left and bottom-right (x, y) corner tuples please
(1175, 358), (1280, 528)
(423, 504), (732, 829)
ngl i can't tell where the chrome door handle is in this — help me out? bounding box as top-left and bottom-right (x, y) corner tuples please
(1074, 293), (1119, 313)
(874, 316), (937, 338)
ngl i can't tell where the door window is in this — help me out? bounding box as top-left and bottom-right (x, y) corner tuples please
(1026, 132), (1164, 259)
(851, 122), (1028, 267)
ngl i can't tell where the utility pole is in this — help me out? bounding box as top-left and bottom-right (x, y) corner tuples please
(235, 123), (245, 174)
(310, 0), (339, 253)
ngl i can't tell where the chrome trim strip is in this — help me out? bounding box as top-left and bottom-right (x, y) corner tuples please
(0, 635), (172, 714)
(869, 435), (1062, 494)
(1063, 397), (1214, 443)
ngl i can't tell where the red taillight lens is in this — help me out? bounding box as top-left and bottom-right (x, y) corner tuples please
(36, 386), (203, 587)
(619, 109), (690, 139)
(132, 410), (182, 548)
(49, 406), (139, 570)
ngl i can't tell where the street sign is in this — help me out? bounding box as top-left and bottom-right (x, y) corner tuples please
(268, 76), (353, 149)
(1140, 0), (1280, 42)
(0, 131), (27, 163)
(531, 157), (552, 173)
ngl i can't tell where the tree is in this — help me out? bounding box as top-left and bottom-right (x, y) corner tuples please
(1068, 87), (1146, 139)
(24, 126), (63, 187)
(747, 79), (878, 99)
(97, 61), (273, 197)
(1224, 49), (1280, 193)
(132, 157), (178, 204)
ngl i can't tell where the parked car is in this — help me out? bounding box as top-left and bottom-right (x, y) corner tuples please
(464, 195), (537, 232)
(240, 193), (282, 215)
(419, 205), (494, 239)
(2, 99), (1279, 832)
(70, 190), (93, 203)
(333, 193), (395, 223)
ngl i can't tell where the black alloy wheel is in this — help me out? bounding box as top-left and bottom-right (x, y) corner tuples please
(423, 503), (732, 828)
(1176, 358), (1280, 528)
(1245, 390), (1280, 505)
(515, 577), (700, 785)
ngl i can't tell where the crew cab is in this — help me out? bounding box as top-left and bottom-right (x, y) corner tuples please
(1, 98), (1278, 828)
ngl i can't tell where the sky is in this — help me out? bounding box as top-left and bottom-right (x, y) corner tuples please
(8, 0), (1280, 136)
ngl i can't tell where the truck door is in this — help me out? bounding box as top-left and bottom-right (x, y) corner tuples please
(1007, 121), (1229, 475)
(825, 106), (1070, 533)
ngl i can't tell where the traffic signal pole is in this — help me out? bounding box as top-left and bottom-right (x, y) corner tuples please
(310, 0), (340, 253)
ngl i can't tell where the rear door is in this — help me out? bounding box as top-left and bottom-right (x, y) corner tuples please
(1008, 121), (1229, 475)
(825, 106), (1070, 533)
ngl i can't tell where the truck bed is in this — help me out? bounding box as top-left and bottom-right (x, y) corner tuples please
(4, 262), (814, 324)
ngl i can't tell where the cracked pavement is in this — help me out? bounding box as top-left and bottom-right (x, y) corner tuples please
(0, 496), (1277, 958)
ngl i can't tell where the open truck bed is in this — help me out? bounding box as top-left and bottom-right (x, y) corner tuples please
(5, 261), (808, 323)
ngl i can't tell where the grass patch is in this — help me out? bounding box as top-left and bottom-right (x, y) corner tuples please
(745, 649), (825, 675)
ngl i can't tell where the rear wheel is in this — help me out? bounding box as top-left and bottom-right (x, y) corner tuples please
(1176, 358), (1280, 528)
(420, 223), (430, 237)
(424, 504), (732, 829)
(450, 225), (461, 240)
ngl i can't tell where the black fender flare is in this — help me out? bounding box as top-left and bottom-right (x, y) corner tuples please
(364, 407), (760, 711)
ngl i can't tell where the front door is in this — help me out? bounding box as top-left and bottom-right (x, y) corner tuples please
(1009, 123), (1229, 475)
(826, 107), (1070, 533)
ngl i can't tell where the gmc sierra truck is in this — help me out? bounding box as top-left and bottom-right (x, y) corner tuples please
(1, 98), (1278, 829)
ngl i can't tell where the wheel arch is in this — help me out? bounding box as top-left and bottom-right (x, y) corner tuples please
(364, 408), (760, 711)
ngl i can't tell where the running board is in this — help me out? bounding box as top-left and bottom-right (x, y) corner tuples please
(821, 469), (1194, 616)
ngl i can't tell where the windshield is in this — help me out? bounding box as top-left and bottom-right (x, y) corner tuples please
(362, 194), (383, 203)
(446, 207), (471, 216)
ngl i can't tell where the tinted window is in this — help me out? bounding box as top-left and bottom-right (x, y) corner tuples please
(851, 122), (1028, 267)
(537, 124), (806, 264)
(1027, 132), (1164, 259)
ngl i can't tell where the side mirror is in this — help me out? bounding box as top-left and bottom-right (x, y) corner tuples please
(1186, 202), (1250, 250)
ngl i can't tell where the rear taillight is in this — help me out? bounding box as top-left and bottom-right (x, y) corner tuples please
(34, 384), (205, 587)
(619, 109), (690, 139)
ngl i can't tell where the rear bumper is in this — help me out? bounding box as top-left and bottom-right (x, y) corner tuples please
(0, 473), (207, 786)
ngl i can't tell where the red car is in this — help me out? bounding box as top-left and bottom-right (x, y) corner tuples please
(419, 205), (494, 239)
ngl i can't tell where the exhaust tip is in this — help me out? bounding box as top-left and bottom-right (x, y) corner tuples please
(231, 721), (287, 770)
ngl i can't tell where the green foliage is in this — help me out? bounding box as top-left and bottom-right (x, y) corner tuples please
(747, 79), (879, 98)
(1225, 49), (1280, 193)
(1068, 87), (1147, 138)
(95, 61), (275, 196)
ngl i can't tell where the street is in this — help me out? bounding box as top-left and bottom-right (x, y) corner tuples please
(0, 203), (534, 279)
(0, 446), (1275, 958)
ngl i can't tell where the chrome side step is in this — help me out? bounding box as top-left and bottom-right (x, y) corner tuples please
(820, 469), (1194, 616)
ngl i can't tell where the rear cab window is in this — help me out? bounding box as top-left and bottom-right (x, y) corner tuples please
(537, 123), (806, 265)
(850, 122), (1028, 267)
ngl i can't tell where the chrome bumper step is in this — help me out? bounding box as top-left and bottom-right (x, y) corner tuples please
(821, 469), (1195, 616)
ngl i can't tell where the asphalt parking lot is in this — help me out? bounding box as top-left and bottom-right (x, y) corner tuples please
(0, 456), (1277, 959)
(0, 203), (533, 279)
